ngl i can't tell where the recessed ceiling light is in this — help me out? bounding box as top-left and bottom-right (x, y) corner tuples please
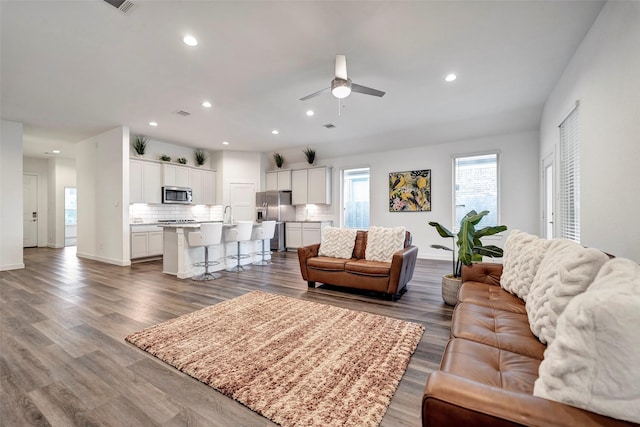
(272, 130), (279, 135)
(149, 121), (158, 127)
(222, 141), (229, 145)
(445, 73), (457, 82)
(306, 110), (315, 116)
(52, 149), (61, 154)
(202, 101), (212, 108)
(183, 35), (198, 47)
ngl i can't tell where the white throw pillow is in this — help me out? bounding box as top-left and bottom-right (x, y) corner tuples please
(365, 226), (406, 263)
(317, 227), (357, 259)
(526, 239), (609, 345)
(534, 258), (640, 423)
(500, 230), (550, 301)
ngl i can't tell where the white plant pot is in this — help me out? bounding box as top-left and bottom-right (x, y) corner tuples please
(442, 275), (462, 306)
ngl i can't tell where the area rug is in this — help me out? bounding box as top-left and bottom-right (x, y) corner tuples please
(125, 290), (424, 427)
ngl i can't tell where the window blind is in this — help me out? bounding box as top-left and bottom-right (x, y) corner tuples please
(559, 106), (580, 242)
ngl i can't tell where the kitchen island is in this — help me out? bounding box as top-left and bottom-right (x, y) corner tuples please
(160, 222), (269, 279)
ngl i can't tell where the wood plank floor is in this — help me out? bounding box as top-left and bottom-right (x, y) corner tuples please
(1, 247), (453, 427)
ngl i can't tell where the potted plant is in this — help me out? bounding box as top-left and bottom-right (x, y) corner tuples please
(160, 154), (171, 162)
(273, 152), (284, 169)
(177, 157), (187, 165)
(429, 210), (507, 305)
(194, 149), (207, 166)
(303, 147), (316, 165)
(132, 134), (148, 156)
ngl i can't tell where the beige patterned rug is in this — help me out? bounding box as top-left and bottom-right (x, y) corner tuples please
(125, 291), (424, 427)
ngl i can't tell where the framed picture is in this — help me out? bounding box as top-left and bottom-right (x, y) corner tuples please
(389, 169), (431, 212)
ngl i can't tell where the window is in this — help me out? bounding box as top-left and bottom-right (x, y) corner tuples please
(343, 168), (370, 229)
(64, 187), (77, 225)
(559, 104), (580, 242)
(453, 153), (499, 229)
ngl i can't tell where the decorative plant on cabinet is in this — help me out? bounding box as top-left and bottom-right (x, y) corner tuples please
(273, 152), (285, 169)
(132, 134), (148, 156)
(195, 149), (207, 166)
(303, 147), (316, 165)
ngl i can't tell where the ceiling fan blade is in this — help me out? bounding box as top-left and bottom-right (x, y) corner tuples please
(299, 87), (330, 101)
(335, 54), (348, 80)
(351, 83), (385, 97)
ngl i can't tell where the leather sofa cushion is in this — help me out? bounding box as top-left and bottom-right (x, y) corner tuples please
(458, 282), (527, 314)
(451, 303), (546, 360)
(307, 256), (351, 271)
(441, 338), (540, 394)
(344, 260), (391, 277)
(352, 231), (368, 259)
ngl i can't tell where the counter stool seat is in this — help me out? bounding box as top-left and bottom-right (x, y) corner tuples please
(251, 220), (276, 265)
(225, 221), (254, 272)
(188, 223), (223, 281)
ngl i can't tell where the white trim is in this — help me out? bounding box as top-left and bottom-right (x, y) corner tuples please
(76, 251), (132, 266)
(557, 100), (580, 128)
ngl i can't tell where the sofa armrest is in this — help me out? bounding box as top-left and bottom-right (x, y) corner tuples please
(461, 262), (503, 287)
(297, 244), (320, 281)
(423, 371), (632, 427)
(388, 245), (419, 294)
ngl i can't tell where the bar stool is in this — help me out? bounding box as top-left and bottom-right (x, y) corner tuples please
(225, 221), (254, 272)
(188, 222), (224, 281)
(251, 220), (276, 265)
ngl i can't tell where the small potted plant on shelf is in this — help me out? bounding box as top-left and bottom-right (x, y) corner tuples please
(177, 157), (187, 165)
(194, 149), (207, 166)
(160, 154), (171, 162)
(428, 210), (507, 305)
(273, 152), (284, 169)
(303, 147), (316, 165)
(132, 134), (148, 157)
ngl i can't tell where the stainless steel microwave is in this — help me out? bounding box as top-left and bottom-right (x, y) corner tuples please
(162, 186), (192, 204)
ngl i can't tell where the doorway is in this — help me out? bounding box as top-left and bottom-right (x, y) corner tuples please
(65, 187), (77, 246)
(542, 155), (554, 239)
(23, 174), (38, 247)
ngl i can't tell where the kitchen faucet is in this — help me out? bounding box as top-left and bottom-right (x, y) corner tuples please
(223, 205), (233, 224)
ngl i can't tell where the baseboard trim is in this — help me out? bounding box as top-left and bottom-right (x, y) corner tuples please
(0, 263), (26, 271)
(76, 252), (131, 267)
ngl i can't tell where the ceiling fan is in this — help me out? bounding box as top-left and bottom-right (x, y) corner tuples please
(300, 55), (386, 101)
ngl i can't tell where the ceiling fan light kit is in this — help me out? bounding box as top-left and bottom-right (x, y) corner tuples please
(331, 78), (352, 99)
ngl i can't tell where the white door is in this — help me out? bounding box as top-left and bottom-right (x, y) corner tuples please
(23, 174), (38, 247)
(229, 182), (256, 221)
(543, 155), (554, 239)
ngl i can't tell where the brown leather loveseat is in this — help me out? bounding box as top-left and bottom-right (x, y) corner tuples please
(297, 230), (418, 300)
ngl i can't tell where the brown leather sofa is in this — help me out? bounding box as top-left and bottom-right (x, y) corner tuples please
(297, 230), (418, 300)
(422, 262), (637, 427)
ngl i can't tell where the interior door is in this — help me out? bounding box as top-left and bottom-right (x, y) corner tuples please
(23, 174), (38, 247)
(229, 182), (256, 221)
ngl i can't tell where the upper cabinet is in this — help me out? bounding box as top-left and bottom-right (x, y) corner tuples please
(191, 168), (216, 205)
(291, 166), (331, 205)
(266, 169), (292, 191)
(130, 159), (161, 204)
(162, 163), (190, 187)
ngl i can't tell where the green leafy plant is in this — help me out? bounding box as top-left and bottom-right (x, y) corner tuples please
(273, 152), (284, 168)
(429, 210), (507, 278)
(131, 134), (148, 155)
(194, 149), (207, 166)
(177, 157), (187, 164)
(303, 147), (316, 165)
(160, 154), (171, 162)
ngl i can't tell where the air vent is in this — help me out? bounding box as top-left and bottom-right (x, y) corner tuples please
(323, 123), (336, 129)
(103, 0), (136, 14)
(175, 110), (191, 117)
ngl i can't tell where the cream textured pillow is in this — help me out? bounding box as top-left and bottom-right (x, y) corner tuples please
(317, 227), (357, 259)
(500, 230), (550, 301)
(365, 226), (406, 262)
(534, 258), (640, 423)
(526, 239), (609, 345)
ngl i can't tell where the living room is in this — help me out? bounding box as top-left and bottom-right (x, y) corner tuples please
(1, 1), (639, 426)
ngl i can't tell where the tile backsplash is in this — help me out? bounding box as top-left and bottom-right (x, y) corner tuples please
(295, 204), (335, 222)
(129, 204), (223, 223)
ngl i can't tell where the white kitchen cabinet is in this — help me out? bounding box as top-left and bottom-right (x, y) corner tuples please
(130, 159), (161, 204)
(191, 168), (216, 205)
(131, 225), (163, 259)
(302, 222), (321, 246)
(266, 170), (292, 191)
(291, 167), (331, 205)
(285, 222), (302, 249)
(162, 163), (190, 187)
(285, 221), (331, 249)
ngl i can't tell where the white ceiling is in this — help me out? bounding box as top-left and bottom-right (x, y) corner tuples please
(1, 0), (604, 161)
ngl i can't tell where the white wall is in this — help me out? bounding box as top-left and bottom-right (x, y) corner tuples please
(218, 151), (263, 220)
(76, 127), (130, 265)
(134, 138), (213, 169)
(0, 120), (25, 270)
(540, 1), (640, 261)
(23, 157), (49, 247)
(282, 130), (540, 260)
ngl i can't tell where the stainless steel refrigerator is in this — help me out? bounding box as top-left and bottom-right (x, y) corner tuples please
(255, 191), (296, 251)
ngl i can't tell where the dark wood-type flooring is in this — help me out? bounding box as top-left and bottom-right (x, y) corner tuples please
(1, 247), (453, 427)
